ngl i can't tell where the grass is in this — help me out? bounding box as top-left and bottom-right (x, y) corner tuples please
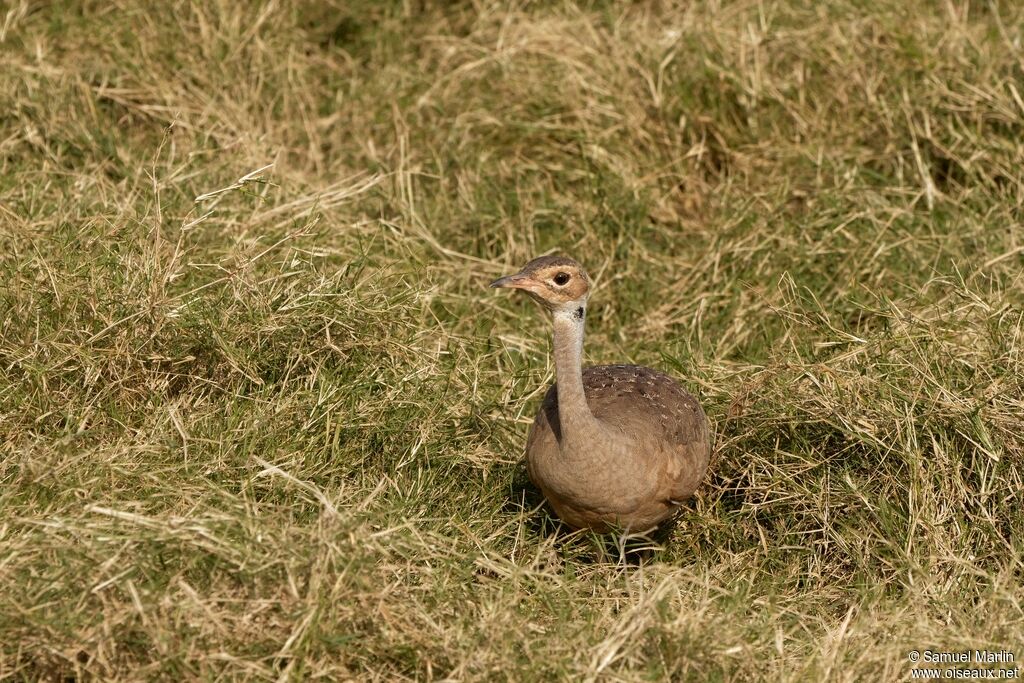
(2, 0), (1023, 680)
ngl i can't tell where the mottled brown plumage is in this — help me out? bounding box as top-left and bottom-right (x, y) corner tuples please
(491, 256), (712, 532)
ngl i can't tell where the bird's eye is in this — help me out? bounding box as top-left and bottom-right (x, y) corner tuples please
(553, 272), (570, 286)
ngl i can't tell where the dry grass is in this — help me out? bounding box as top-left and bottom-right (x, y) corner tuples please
(2, 0), (1023, 680)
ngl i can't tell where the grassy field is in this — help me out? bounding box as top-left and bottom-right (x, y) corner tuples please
(2, 0), (1023, 680)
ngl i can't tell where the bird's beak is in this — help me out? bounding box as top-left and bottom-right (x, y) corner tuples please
(489, 273), (531, 290)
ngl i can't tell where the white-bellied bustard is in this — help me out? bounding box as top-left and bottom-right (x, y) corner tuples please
(491, 255), (711, 532)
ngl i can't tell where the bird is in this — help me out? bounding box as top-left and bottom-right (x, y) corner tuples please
(490, 255), (711, 533)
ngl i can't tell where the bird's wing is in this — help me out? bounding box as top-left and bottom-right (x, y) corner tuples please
(582, 365), (712, 500)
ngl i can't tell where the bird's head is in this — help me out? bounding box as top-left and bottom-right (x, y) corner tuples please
(490, 255), (591, 315)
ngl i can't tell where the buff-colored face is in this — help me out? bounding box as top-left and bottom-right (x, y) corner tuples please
(489, 255), (591, 310)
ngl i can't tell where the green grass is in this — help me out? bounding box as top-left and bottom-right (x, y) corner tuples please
(2, 0), (1023, 680)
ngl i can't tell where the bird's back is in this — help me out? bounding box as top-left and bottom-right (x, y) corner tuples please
(577, 365), (708, 450)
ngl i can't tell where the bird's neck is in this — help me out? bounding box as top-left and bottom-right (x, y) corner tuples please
(551, 303), (599, 445)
